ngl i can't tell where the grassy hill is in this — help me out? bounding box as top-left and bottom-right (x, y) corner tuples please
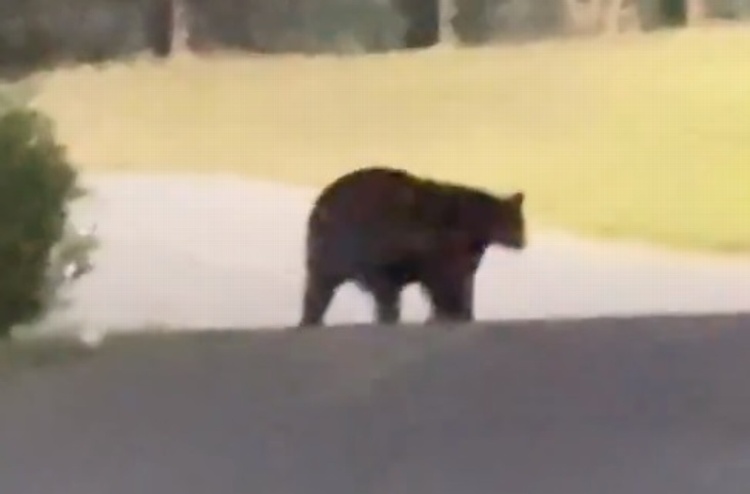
(26, 25), (750, 253)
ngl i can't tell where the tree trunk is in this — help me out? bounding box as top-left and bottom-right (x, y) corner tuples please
(686, 0), (707, 24)
(148, 0), (173, 57)
(170, 0), (191, 54)
(563, 0), (605, 34)
(604, 0), (625, 32)
(603, 0), (642, 34)
(438, 0), (459, 45)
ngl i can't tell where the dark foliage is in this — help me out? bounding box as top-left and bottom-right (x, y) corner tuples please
(0, 108), (79, 337)
(0, 0), (153, 75)
(1, 0), (742, 70)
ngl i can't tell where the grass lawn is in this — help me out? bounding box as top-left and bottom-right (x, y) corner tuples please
(25, 25), (750, 254)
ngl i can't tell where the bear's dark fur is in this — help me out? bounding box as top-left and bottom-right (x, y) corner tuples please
(298, 165), (527, 328)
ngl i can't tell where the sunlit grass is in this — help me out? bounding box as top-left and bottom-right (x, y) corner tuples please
(28, 25), (750, 253)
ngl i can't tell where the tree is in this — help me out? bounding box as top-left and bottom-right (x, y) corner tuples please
(686, 0), (707, 23)
(563, 0), (606, 33)
(171, 0), (191, 53)
(562, 0), (642, 34)
(439, 0), (459, 43)
(0, 106), (97, 338)
(148, 0), (191, 57)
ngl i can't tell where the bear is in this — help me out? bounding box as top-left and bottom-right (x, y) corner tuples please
(298, 165), (527, 328)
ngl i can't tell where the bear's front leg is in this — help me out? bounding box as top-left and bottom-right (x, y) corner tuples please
(421, 266), (476, 325)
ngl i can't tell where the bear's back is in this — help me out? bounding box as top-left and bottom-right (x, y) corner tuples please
(309, 165), (504, 238)
(310, 166), (426, 231)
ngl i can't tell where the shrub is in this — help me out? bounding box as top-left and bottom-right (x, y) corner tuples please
(0, 101), (95, 338)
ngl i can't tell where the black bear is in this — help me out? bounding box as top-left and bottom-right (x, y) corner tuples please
(298, 165), (527, 328)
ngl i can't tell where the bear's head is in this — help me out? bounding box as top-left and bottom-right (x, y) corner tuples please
(491, 191), (526, 250)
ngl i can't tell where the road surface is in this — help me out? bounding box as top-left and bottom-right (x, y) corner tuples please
(3, 173), (750, 494)
(2, 314), (750, 494)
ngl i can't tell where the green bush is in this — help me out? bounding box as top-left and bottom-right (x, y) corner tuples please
(0, 104), (84, 338)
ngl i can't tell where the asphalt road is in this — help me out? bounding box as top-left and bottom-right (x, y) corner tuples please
(2, 313), (750, 494)
(4, 173), (749, 494)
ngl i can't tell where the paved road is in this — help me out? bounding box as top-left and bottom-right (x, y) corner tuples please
(40, 173), (750, 335)
(6, 174), (750, 493)
(2, 314), (750, 494)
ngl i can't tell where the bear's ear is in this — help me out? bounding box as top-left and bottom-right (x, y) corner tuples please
(509, 191), (524, 207)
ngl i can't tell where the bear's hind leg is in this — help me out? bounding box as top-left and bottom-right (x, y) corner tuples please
(299, 271), (343, 329)
(423, 272), (475, 324)
(362, 275), (403, 325)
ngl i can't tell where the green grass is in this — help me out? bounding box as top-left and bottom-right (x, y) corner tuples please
(24, 25), (750, 254)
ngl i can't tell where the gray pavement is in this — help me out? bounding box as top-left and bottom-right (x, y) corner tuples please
(2, 314), (750, 494)
(3, 173), (750, 494)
